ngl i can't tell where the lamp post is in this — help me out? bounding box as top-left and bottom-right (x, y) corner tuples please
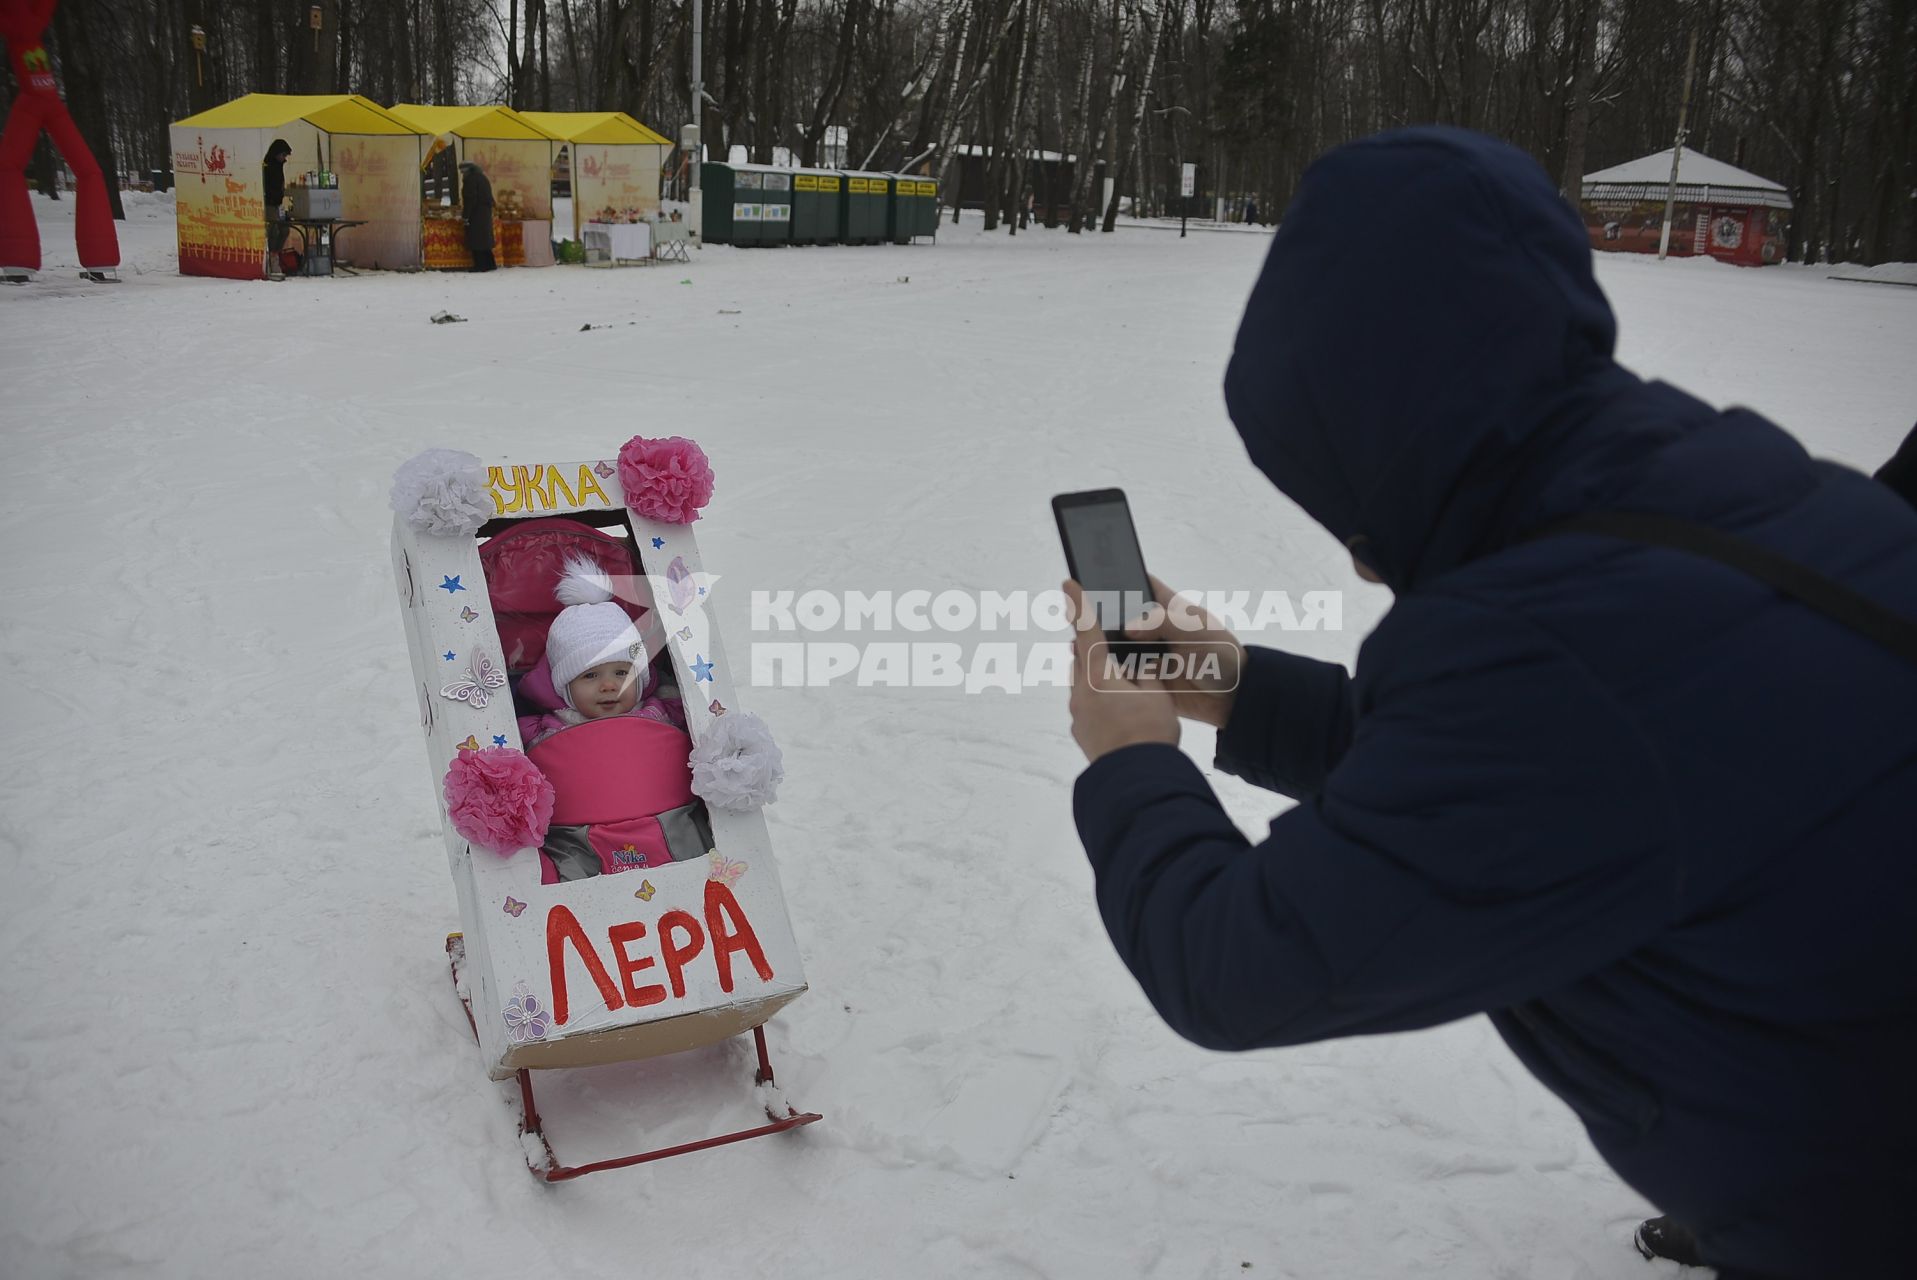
(688, 0), (704, 242)
(1657, 25), (1701, 262)
(1153, 105), (1191, 237)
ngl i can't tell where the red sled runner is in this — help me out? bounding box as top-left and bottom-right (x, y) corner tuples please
(447, 934), (820, 1180)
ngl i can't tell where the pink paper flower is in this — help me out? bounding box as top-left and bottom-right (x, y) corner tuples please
(618, 435), (715, 525)
(444, 746), (554, 856)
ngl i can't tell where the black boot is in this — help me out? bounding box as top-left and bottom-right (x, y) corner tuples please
(1634, 1215), (1704, 1266)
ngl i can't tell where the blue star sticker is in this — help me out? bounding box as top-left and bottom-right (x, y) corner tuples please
(492, 734), (509, 747)
(691, 655), (715, 683)
(651, 537), (665, 549)
(698, 586), (707, 596)
(443, 651), (456, 661)
(439, 575), (465, 593)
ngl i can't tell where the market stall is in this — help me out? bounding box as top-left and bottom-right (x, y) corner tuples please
(387, 104), (561, 269)
(170, 94), (429, 278)
(520, 111), (670, 246)
(1578, 148), (1792, 266)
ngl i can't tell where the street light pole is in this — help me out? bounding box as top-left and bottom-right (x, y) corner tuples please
(1152, 103), (1192, 239)
(688, 0), (704, 238)
(1657, 24), (1701, 262)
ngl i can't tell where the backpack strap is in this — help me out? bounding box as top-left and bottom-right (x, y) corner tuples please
(1523, 511), (1917, 667)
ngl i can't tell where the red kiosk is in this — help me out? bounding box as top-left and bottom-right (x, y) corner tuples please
(1579, 148), (1792, 267)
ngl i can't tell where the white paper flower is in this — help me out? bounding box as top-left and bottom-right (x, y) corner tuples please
(390, 448), (490, 536)
(689, 711), (784, 811)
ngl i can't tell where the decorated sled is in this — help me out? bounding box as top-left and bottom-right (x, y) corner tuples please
(390, 440), (819, 1179)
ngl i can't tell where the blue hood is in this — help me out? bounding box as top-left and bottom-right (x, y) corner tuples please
(1225, 127), (1711, 590)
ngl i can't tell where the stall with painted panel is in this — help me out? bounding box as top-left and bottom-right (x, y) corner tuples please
(387, 103), (561, 268)
(1576, 148), (1792, 266)
(170, 93), (431, 277)
(522, 110), (670, 248)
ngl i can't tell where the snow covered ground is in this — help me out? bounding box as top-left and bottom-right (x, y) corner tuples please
(3, 192), (1914, 1280)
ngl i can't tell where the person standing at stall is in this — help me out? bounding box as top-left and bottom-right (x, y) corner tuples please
(459, 160), (496, 273)
(262, 138), (291, 280)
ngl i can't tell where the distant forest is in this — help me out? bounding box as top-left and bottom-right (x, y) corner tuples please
(9, 0), (1913, 262)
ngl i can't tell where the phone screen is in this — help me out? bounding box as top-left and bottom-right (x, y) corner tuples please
(1054, 490), (1156, 640)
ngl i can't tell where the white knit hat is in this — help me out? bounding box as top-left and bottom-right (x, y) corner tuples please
(547, 558), (644, 708)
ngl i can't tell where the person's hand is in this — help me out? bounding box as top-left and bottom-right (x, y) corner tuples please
(1064, 580), (1180, 762)
(1095, 575), (1246, 730)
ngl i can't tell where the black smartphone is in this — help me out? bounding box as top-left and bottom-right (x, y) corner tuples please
(1052, 488), (1165, 649)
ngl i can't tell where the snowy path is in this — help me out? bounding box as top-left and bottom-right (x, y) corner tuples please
(3, 193), (1913, 1278)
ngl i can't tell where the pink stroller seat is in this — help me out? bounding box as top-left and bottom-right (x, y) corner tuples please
(478, 516), (702, 883)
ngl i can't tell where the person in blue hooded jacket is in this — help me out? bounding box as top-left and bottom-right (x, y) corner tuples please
(1064, 127), (1916, 1279)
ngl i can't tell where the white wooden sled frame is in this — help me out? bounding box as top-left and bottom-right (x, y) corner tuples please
(393, 455), (818, 1175)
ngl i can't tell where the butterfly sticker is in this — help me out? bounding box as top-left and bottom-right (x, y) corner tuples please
(708, 699), (726, 716)
(455, 734), (481, 751)
(460, 606), (478, 623)
(440, 649), (507, 709)
(634, 880), (657, 902)
(675, 626), (693, 642)
(594, 460), (615, 478)
(707, 851), (747, 886)
(503, 897), (527, 917)
(666, 556), (697, 615)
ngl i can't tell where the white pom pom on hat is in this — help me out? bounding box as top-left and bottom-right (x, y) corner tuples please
(554, 556), (615, 607)
(547, 557), (643, 707)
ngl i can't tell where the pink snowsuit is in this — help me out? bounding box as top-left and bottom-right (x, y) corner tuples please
(526, 715), (707, 883)
(517, 658), (706, 884)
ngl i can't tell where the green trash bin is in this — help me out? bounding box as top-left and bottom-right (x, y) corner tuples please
(735, 168), (768, 246)
(885, 173), (909, 245)
(911, 177), (941, 241)
(757, 168), (793, 246)
(700, 162), (738, 246)
(792, 170), (843, 245)
(840, 171), (889, 245)
(888, 174), (939, 244)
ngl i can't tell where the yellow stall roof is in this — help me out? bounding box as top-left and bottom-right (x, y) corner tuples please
(175, 94), (424, 136)
(388, 104), (561, 141)
(519, 111), (671, 146)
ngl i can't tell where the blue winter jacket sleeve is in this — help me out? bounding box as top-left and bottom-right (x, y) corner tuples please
(1073, 596), (1677, 1052)
(1213, 645), (1355, 798)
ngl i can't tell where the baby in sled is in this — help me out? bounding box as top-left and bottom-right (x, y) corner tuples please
(484, 520), (713, 884)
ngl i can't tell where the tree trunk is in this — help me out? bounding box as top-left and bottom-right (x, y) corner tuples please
(1559, 0), (1600, 201)
(49, 0), (124, 219)
(288, 0), (340, 95)
(32, 135), (61, 200)
(1005, 0), (1039, 233)
(256, 0), (280, 94)
(183, 0), (221, 116)
(1104, 0), (1160, 233)
(338, 0), (355, 95)
(560, 0), (584, 109)
(508, 0), (521, 105)
(802, 0), (863, 166)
